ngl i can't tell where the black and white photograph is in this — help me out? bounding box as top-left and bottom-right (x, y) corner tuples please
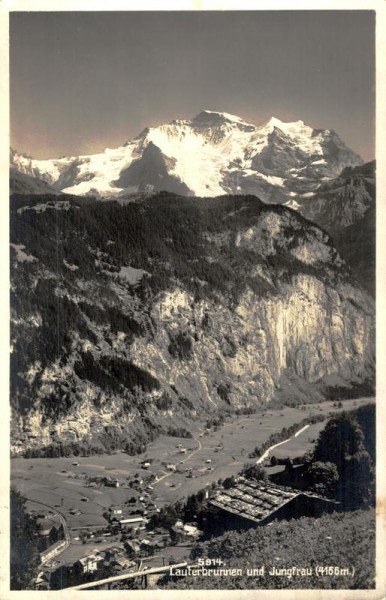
(2, 3), (385, 597)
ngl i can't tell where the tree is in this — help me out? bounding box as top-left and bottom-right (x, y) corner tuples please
(146, 503), (182, 531)
(10, 488), (41, 589)
(241, 463), (268, 482)
(184, 494), (203, 522)
(313, 412), (365, 466)
(170, 528), (183, 544)
(79, 531), (88, 544)
(223, 476), (236, 490)
(312, 412), (375, 509)
(354, 404), (376, 462)
(305, 461), (339, 498)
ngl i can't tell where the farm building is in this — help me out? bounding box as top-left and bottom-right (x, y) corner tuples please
(114, 556), (136, 571)
(209, 478), (338, 533)
(107, 505), (123, 521)
(120, 516), (144, 528)
(105, 478), (120, 488)
(49, 547), (114, 588)
(131, 477), (144, 487)
(140, 539), (155, 554)
(40, 539), (67, 564)
(172, 521), (201, 540)
(124, 540), (141, 558)
(75, 552), (104, 574)
(140, 538), (164, 554)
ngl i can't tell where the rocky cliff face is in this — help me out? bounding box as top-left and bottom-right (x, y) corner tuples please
(289, 161), (376, 296)
(293, 161), (375, 231)
(10, 193), (374, 456)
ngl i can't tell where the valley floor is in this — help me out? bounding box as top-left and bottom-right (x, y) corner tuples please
(11, 396), (374, 589)
(12, 398), (373, 521)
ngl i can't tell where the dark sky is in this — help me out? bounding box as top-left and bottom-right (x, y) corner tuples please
(10, 11), (375, 160)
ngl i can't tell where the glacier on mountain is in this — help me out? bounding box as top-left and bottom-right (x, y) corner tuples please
(10, 110), (363, 202)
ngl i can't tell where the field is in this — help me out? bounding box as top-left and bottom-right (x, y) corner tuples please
(268, 421), (327, 460)
(12, 397), (374, 527)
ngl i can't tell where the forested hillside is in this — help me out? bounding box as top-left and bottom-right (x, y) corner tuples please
(10, 193), (375, 456)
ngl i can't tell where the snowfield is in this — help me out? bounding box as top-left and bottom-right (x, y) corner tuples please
(11, 110), (363, 200)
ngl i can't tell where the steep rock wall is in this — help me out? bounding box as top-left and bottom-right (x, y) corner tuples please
(10, 194), (375, 455)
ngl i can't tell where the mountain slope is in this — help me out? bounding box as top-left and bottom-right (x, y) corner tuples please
(10, 111), (363, 201)
(290, 161), (375, 295)
(10, 167), (59, 195)
(293, 161), (375, 230)
(10, 193), (374, 456)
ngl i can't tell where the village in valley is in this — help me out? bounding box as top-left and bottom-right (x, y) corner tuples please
(11, 397), (373, 590)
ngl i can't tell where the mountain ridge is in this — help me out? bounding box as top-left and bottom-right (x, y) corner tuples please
(10, 111), (363, 201)
(289, 160), (375, 295)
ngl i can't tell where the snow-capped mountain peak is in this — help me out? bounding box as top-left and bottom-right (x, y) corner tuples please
(259, 116), (314, 138)
(11, 111), (363, 201)
(192, 109), (253, 127)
